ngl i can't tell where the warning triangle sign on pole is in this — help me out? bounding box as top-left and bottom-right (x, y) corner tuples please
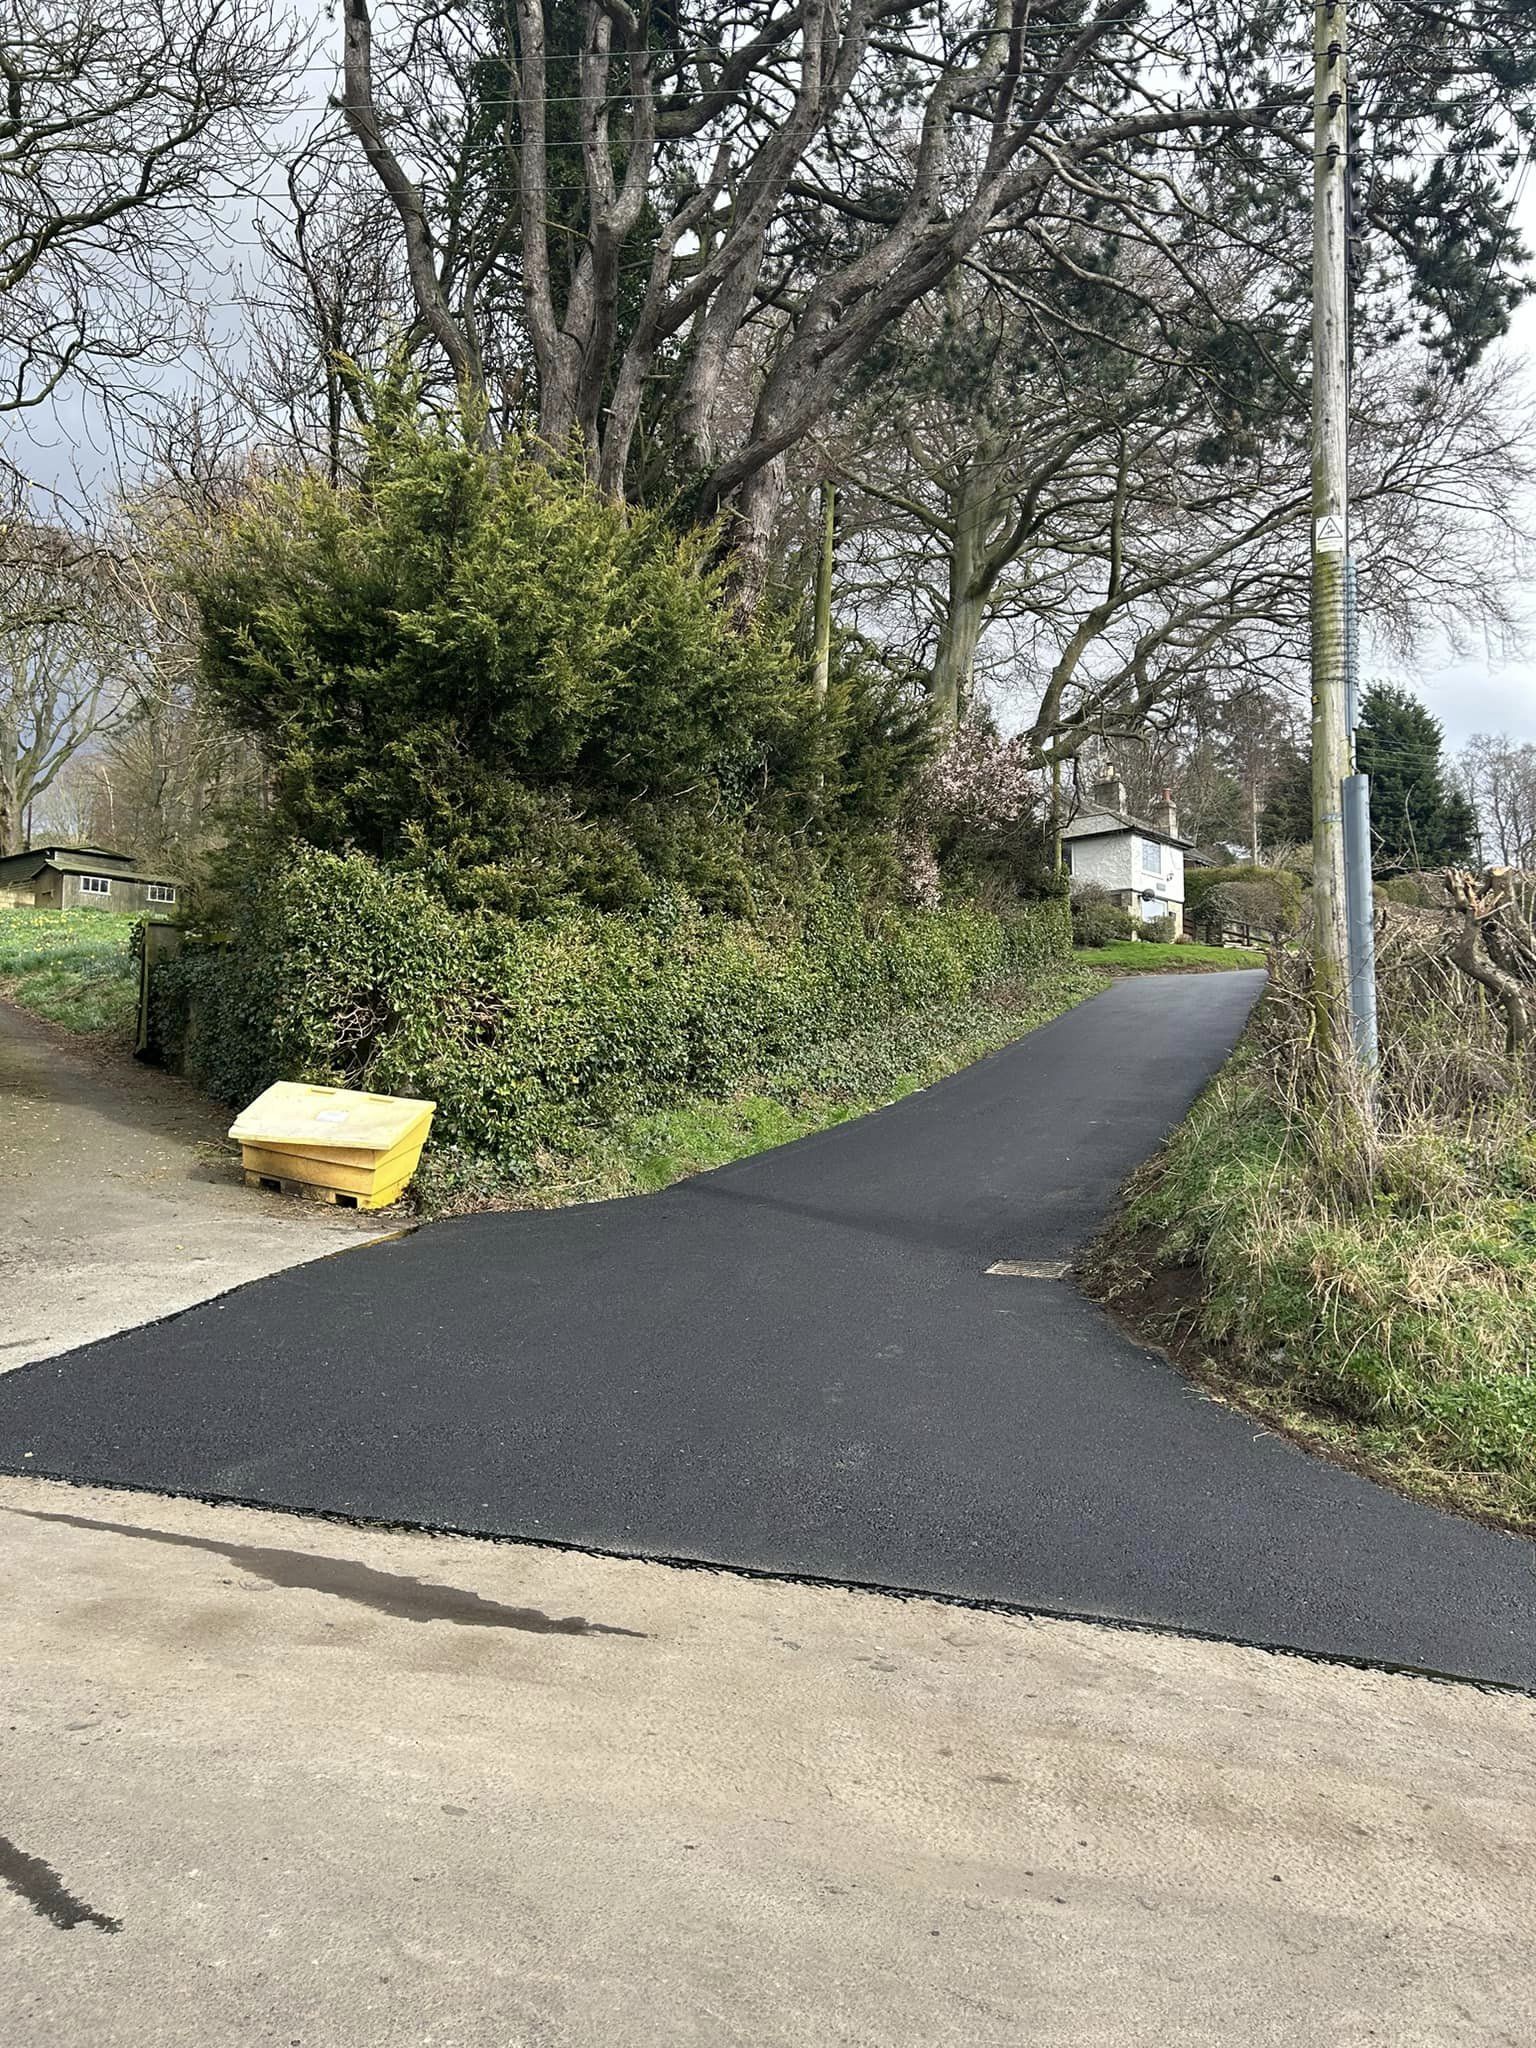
(1314, 513), (1346, 553)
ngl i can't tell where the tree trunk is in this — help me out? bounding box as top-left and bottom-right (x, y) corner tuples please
(726, 457), (788, 613)
(339, 0), (485, 413)
(930, 591), (985, 726)
(0, 712), (18, 855)
(811, 482), (835, 705)
(1444, 866), (1536, 1055)
(929, 481), (989, 724)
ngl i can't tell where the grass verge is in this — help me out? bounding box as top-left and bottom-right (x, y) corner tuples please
(1083, 1027), (1536, 1535)
(414, 960), (1106, 1213)
(1077, 939), (1266, 973)
(0, 907), (139, 1037)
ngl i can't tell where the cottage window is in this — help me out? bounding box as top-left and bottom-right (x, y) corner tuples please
(1139, 837), (1162, 876)
(146, 884), (176, 904)
(78, 875), (111, 896)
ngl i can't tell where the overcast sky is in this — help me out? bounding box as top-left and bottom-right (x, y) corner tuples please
(1395, 639), (1534, 751)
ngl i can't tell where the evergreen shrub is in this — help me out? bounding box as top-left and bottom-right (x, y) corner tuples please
(183, 413), (933, 915)
(1070, 887), (1136, 947)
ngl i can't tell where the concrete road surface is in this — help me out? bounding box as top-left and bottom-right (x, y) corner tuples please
(0, 999), (395, 1371)
(1, 1478), (1532, 2048)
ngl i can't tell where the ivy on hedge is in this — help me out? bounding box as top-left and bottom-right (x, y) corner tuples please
(158, 848), (1071, 1173)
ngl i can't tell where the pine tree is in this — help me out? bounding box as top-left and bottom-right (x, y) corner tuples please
(1258, 744), (1314, 849)
(1356, 685), (1475, 875)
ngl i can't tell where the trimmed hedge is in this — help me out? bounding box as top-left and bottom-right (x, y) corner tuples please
(1184, 863), (1302, 939)
(158, 848), (1071, 1173)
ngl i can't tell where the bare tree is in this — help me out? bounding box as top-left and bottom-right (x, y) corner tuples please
(831, 291), (1535, 773)
(328, 0), (1536, 599)
(230, 142), (412, 481)
(333, 0), (1318, 581)
(0, 528), (136, 852)
(38, 685), (259, 864)
(0, 0), (298, 472)
(1459, 734), (1536, 870)
(1090, 683), (1299, 855)
(20, 443), (269, 862)
(832, 243), (1309, 740)
(1354, 364), (1536, 661)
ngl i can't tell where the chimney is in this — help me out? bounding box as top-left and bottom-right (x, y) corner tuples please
(1089, 774), (1126, 815)
(1152, 786), (1179, 839)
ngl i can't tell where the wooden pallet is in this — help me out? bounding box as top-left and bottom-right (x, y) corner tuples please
(244, 1169), (408, 1212)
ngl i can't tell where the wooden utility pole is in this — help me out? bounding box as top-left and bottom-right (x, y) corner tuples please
(811, 481), (835, 706)
(1311, 0), (1353, 1049)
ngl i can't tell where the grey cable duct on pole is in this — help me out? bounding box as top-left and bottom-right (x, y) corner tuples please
(1343, 773), (1379, 1071)
(1341, 554), (1379, 1073)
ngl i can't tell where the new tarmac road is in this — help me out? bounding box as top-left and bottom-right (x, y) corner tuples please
(2, 969), (1533, 1688)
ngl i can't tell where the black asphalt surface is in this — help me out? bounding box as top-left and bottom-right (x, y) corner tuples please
(3, 970), (1534, 1686)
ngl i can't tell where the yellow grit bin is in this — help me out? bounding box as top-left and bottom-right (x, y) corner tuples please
(229, 1081), (436, 1210)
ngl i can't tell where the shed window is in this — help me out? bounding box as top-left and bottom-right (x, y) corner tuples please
(146, 883), (176, 904)
(78, 875), (111, 896)
(1139, 837), (1162, 876)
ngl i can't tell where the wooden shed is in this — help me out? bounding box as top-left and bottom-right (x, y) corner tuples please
(0, 844), (181, 915)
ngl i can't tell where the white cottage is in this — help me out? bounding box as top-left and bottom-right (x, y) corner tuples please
(1062, 777), (1191, 926)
